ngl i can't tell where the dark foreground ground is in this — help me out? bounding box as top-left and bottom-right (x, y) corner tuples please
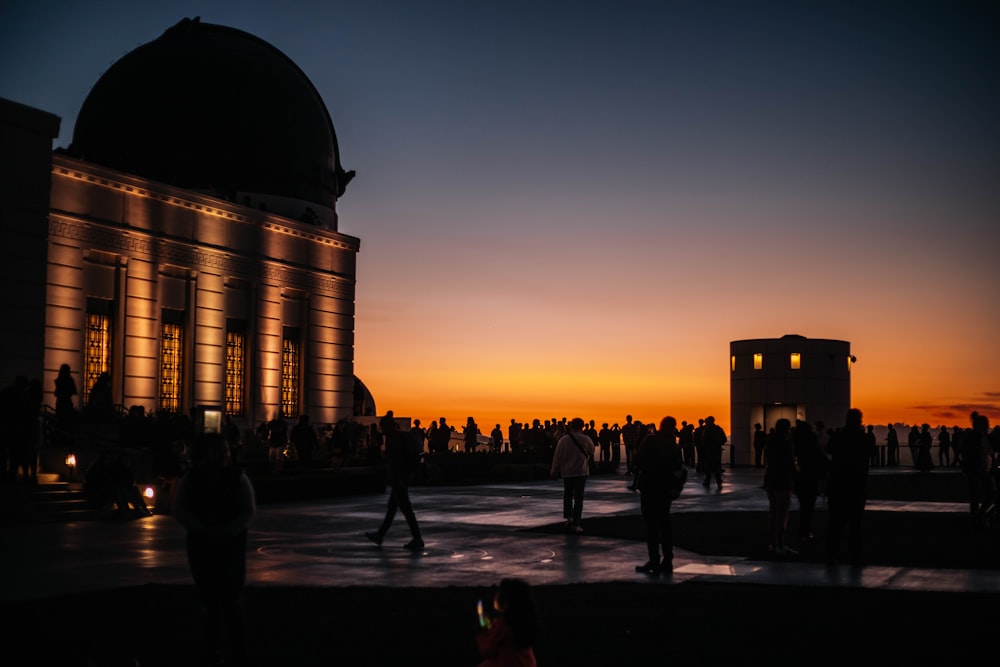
(9, 472), (1000, 666)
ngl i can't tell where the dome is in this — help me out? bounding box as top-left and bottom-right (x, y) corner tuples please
(68, 17), (354, 223)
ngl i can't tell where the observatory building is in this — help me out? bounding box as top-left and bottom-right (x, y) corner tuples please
(0, 18), (365, 436)
(729, 334), (853, 465)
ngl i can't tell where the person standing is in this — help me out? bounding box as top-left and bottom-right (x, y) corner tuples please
(937, 426), (952, 468)
(620, 415), (641, 476)
(290, 414), (318, 466)
(53, 363), (78, 424)
(960, 412), (995, 531)
(267, 414), (288, 473)
(490, 424), (504, 454)
(886, 423), (899, 466)
(700, 416), (727, 490)
(793, 420), (828, 543)
(550, 417), (594, 534)
(507, 419), (521, 454)
(173, 431), (257, 666)
(752, 422), (767, 469)
(366, 420), (424, 550)
(915, 423), (935, 471)
(463, 417), (481, 453)
(678, 421), (695, 469)
(763, 418), (797, 556)
(632, 416), (683, 573)
(825, 408), (870, 567)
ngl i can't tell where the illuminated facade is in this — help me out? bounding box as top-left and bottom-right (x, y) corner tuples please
(0, 18), (362, 432)
(729, 334), (853, 465)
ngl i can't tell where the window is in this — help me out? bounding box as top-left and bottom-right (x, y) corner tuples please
(84, 306), (112, 404)
(281, 327), (301, 419)
(731, 355), (736, 372)
(790, 353), (801, 370)
(753, 353), (763, 370)
(160, 309), (184, 413)
(225, 319), (247, 416)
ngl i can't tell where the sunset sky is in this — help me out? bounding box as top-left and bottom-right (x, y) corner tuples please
(3, 1), (998, 433)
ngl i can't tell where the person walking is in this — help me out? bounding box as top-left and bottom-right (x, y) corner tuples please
(763, 418), (797, 556)
(632, 416), (684, 574)
(173, 431), (257, 666)
(366, 420), (425, 550)
(550, 417), (594, 534)
(825, 408), (870, 567)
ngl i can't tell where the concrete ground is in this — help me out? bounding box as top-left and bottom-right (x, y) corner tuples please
(4, 465), (999, 604)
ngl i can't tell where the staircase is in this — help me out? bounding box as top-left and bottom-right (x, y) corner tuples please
(0, 472), (120, 524)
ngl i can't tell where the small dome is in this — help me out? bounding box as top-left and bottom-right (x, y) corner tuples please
(69, 17), (354, 221)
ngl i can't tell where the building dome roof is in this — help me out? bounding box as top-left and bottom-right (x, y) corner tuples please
(68, 17), (354, 220)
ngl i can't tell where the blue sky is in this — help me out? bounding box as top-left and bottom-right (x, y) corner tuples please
(3, 1), (998, 430)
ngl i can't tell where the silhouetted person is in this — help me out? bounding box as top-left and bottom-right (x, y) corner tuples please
(915, 423), (934, 472)
(431, 417), (453, 454)
(700, 416), (727, 490)
(550, 417), (594, 533)
(610, 423), (621, 465)
(1, 376), (34, 483)
(678, 420), (695, 469)
(490, 423), (504, 453)
(85, 372), (115, 422)
(507, 419), (521, 455)
(866, 424), (878, 468)
(411, 418), (427, 454)
(366, 419), (424, 550)
(937, 426), (951, 468)
(825, 408), (870, 567)
(475, 578), (538, 667)
(907, 425), (920, 467)
(290, 414), (318, 466)
(632, 416), (683, 573)
(793, 419), (828, 542)
(886, 423), (899, 466)
(598, 423), (612, 463)
(463, 416), (480, 453)
(961, 412), (995, 530)
(753, 422), (766, 468)
(173, 432), (256, 666)
(110, 450), (152, 517)
(267, 415), (288, 473)
(951, 425), (964, 467)
(621, 415), (641, 475)
(764, 418), (796, 556)
(54, 363), (78, 423)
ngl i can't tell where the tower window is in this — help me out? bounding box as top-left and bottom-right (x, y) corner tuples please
(790, 353), (801, 370)
(753, 353), (763, 370)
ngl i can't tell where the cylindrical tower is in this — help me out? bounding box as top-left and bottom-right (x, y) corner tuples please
(729, 334), (853, 465)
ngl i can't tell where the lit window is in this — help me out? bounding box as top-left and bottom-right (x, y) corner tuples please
(84, 309), (112, 404)
(790, 353), (801, 370)
(160, 311), (184, 413)
(731, 355), (736, 372)
(281, 328), (300, 419)
(225, 321), (246, 416)
(753, 353), (763, 370)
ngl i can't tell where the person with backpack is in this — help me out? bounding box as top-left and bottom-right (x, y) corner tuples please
(365, 418), (425, 550)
